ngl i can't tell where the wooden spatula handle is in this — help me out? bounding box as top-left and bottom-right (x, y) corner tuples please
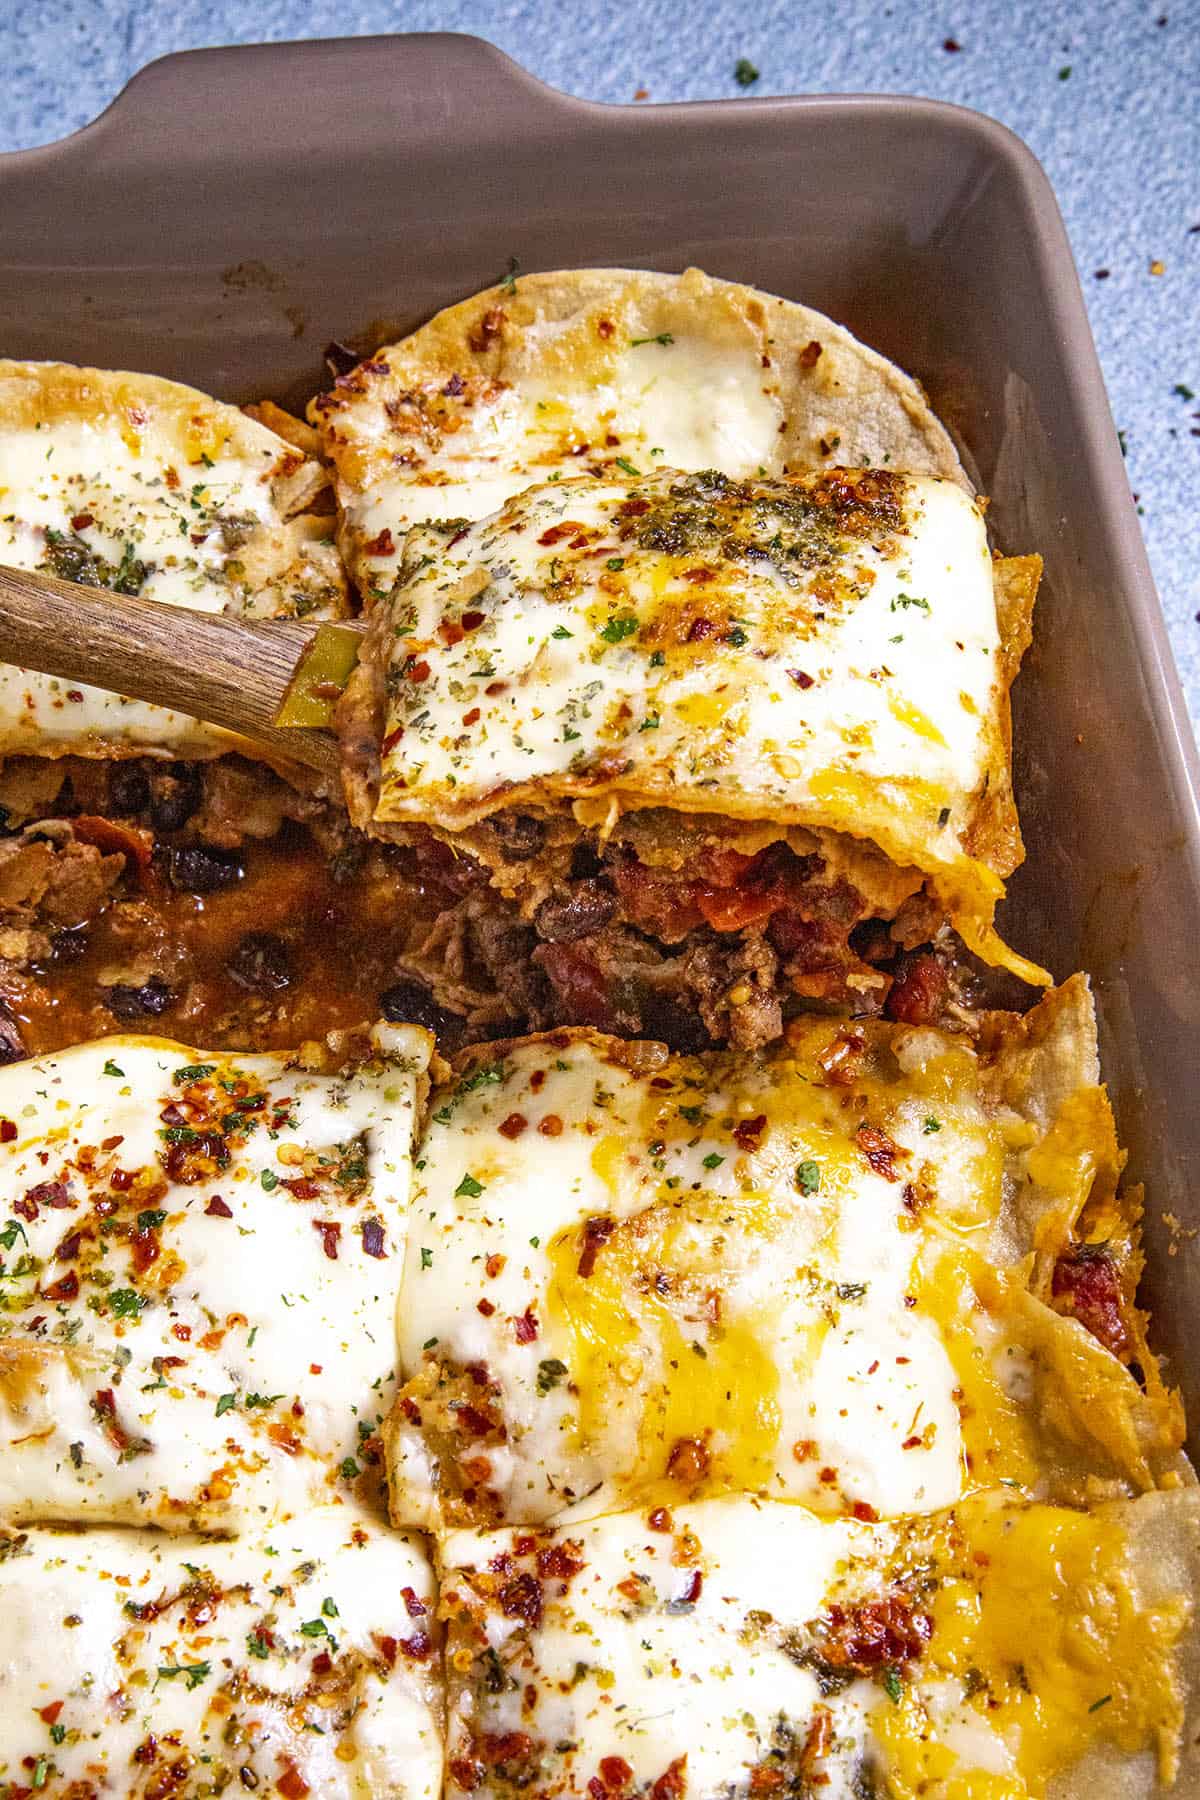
(0, 562), (344, 782)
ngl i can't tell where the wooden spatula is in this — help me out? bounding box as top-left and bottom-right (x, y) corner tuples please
(0, 562), (363, 784)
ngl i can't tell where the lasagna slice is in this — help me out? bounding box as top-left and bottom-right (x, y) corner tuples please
(386, 979), (1184, 1531)
(340, 466), (1044, 1051)
(440, 1488), (1200, 1799)
(0, 1022), (432, 1532)
(0, 1504), (441, 1800)
(311, 265), (967, 604)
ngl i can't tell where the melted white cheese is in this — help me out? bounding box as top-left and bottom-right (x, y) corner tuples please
(0, 1505), (441, 1799)
(0, 369), (342, 756)
(336, 334), (784, 598)
(373, 471), (1005, 910)
(390, 1021), (1024, 1531)
(0, 1024), (430, 1531)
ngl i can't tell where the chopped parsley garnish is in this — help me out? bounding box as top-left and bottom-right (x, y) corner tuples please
(244, 1392), (282, 1409)
(299, 1617), (331, 1638)
(883, 1666), (904, 1704)
(157, 1661), (210, 1691)
(537, 1358), (568, 1395)
(639, 713), (660, 731)
(322, 1596), (339, 1618)
(0, 1219), (27, 1251)
(649, 649), (665, 668)
(500, 255), (520, 295)
(1174, 383), (1195, 401)
(614, 456), (641, 477)
(734, 57), (760, 86)
(890, 592), (930, 613)
(455, 1173), (484, 1198)
(551, 624), (574, 639)
(340, 1456), (360, 1480)
(1089, 1693), (1112, 1713)
(174, 1063), (215, 1084)
(109, 1288), (145, 1319)
(599, 614), (639, 643)
(726, 625), (748, 647)
(836, 1281), (867, 1301)
(420, 1247), (434, 1269)
(702, 1152), (724, 1170)
(260, 1169), (279, 1191)
(137, 1209), (167, 1232)
(247, 1628), (271, 1659)
(563, 724), (581, 742)
(215, 1392), (238, 1417)
(923, 1116), (942, 1134)
(795, 1160), (821, 1195)
(102, 1059), (124, 1078)
(630, 333), (674, 348)
(606, 557), (626, 571)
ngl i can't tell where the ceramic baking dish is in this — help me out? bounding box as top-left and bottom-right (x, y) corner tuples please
(1, 32), (1197, 1435)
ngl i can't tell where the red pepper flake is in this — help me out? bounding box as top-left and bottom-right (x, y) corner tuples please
(399, 1630), (433, 1660)
(577, 1214), (615, 1277)
(677, 1569), (703, 1604)
(648, 1506), (673, 1532)
(28, 1179), (71, 1208)
(499, 1571), (543, 1627)
(312, 1220), (341, 1260)
(361, 1217), (386, 1259)
(798, 340), (823, 370)
(598, 1758), (633, 1792)
(485, 1253), (506, 1279)
(110, 1169), (134, 1191)
(461, 707), (481, 726)
(205, 1196), (233, 1218)
(855, 1123), (907, 1181)
(13, 1195), (38, 1222)
(38, 1701), (64, 1725)
(55, 1230), (82, 1263)
(498, 1112), (528, 1140)
(513, 1305), (539, 1344)
(468, 307), (506, 352)
(787, 668), (814, 689)
(943, 36), (962, 51)
(477, 1298), (496, 1317)
(536, 1542), (583, 1582)
(461, 610), (486, 631)
(408, 660), (432, 683)
(597, 318), (615, 340)
(732, 1113), (767, 1151)
(666, 1437), (710, 1483)
(852, 1500), (879, 1522)
(0, 1119), (16, 1143)
(311, 1651), (333, 1676)
(70, 511), (95, 530)
(681, 566), (716, 585)
(686, 617), (716, 641)
(402, 1586), (428, 1618)
(381, 726), (404, 755)
(650, 1758), (687, 1800)
(66, 689), (84, 703)
(276, 1763), (311, 1800)
(43, 1270), (79, 1302)
(365, 527), (396, 556)
(538, 1114), (563, 1137)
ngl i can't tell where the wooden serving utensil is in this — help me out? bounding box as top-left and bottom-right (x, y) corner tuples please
(0, 562), (363, 784)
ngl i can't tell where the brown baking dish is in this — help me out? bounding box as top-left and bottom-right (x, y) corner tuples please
(0, 31), (1197, 1438)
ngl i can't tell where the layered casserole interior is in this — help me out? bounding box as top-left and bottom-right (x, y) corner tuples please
(0, 268), (1194, 1799)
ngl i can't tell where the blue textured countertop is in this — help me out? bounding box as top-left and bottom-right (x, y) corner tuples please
(9, 1), (1199, 726)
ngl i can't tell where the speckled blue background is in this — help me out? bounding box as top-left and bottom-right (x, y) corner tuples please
(7, 0), (1199, 724)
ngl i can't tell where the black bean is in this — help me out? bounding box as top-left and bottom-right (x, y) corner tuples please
(227, 931), (292, 994)
(638, 990), (712, 1055)
(108, 762), (151, 816)
(149, 763), (202, 833)
(379, 977), (466, 1048)
(0, 1004), (25, 1065)
(105, 978), (174, 1020)
(489, 813), (547, 862)
(165, 845), (243, 894)
(50, 927), (89, 965)
(534, 880), (616, 944)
